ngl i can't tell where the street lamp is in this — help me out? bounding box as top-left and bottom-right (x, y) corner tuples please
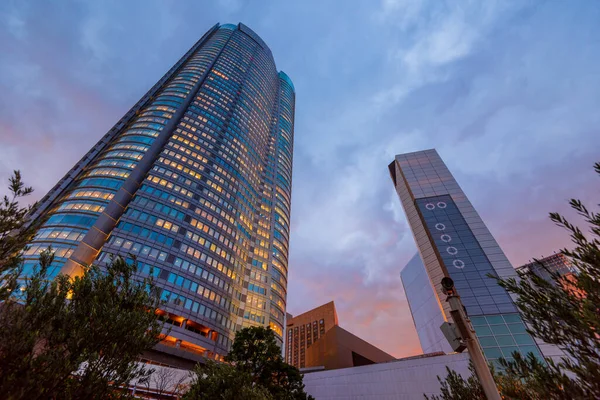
(439, 277), (501, 400)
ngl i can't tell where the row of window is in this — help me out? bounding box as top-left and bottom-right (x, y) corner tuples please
(152, 162), (199, 190)
(76, 177), (124, 191)
(147, 174), (194, 198)
(178, 242), (236, 281)
(158, 157), (203, 181)
(185, 225), (236, 256)
(179, 236), (237, 271)
(244, 310), (265, 324)
(115, 134), (155, 146)
(86, 167), (130, 180)
(173, 256), (238, 294)
(53, 201), (105, 214)
(34, 226), (87, 243)
(246, 294), (266, 310)
(132, 196), (186, 220)
(160, 289), (233, 331)
(108, 235), (168, 262)
(192, 204), (235, 238)
(124, 208), (180, 234)
(66, 188), (114, 201)
(248, 283), (266, 295)
(171, 131), (214, 155)
(166, 272), (235, 314)
(94, 159), (137, 170)
(116, 221), (175, 247)
(25, 243), (74, 259)
(138, 183), (190, 209)
(108, 142), (150, 154)
(250, 269), (268, 283)
(163, 146), (209, 172)
(45, 213), (98, 228)
(102, 149), (145, 161)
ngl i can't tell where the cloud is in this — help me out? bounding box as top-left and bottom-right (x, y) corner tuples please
(1, 0), (599, 359)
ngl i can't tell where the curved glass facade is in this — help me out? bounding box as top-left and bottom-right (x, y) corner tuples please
(26, 23), (295, 362)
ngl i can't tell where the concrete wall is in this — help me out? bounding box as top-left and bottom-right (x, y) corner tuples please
(306, 325), (396, 370)
(302, 352), (470, 400)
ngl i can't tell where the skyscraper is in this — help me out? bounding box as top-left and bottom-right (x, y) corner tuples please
(23, 23), (294, 365)
(389, 149), (549, 365)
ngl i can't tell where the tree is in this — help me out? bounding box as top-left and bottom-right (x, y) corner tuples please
(424, 362), (485, 400)
(494, 353), (585, 400)
(138, 364), (191, 399)
(494, 162), (600, 399)
(225, 326), (314, 400)
(184, 326), (314, 400)
(426, 355), (580, 400)
(0, 250), (164, 400)
(425, 162), (600, 399)
(0, 171), (37, 300)
(184, 361), (273, 400)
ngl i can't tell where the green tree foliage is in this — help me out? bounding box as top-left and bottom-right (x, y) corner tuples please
(424, 363), (485, 400)
(184, 361), (273, 400)
(184, 326), (314, 400)
(426, 353), (585, 400)
(0, 171), (165, 399)
(495, 162), (600, 399)
(425, 162), (600, 399)
(426, 355), (583, 400)
(0, 171), (36, 300)
(494, 353), (585, 400)
(0, 250), (164, 400)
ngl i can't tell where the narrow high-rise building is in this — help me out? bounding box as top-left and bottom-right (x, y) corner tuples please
(389, 149), (553, 365)
(23, 23), (294, 366)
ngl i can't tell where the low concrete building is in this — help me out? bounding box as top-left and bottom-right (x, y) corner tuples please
(302, 352), (470, 400)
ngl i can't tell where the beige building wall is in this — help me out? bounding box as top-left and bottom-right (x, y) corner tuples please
(286, 301), (394, 370)
(305, 325), (395, 370)
(286, 301), (338, 368)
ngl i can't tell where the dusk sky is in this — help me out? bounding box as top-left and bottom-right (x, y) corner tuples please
(1, 1), (599, 357)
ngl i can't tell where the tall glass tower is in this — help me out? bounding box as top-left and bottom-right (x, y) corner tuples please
(389, 150), (557, 366)
(24, 23), (294, 366)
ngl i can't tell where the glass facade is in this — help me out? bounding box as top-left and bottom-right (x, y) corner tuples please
(414, 195), (542, 363)
(415, 196), (517, 316)
(25, 23), (294, 361)
(400, 253), (452, 354)
(389, 149), (543, 366)
(517, 253), (576, 285)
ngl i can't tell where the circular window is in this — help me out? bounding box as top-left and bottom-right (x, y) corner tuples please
(453, 260), (465, 269)
(435, 223), (446, 231)
(441, 234), (452, 242)
(446, 246), (458, 255)
(437, 202), (447, 209)
(425, 203), (435, 210)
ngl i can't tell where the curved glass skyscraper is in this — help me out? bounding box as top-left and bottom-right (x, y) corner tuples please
(24, 23), (295, 365)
